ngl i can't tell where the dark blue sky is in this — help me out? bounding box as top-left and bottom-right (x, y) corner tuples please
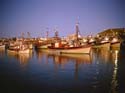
(0, 0), (124, 37)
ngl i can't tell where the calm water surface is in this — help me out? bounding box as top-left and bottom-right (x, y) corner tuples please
(0, 48), (125, 93)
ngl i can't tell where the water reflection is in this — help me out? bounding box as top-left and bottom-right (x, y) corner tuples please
(36, 50), (48, 63)
(0, 48), (123, 93)
(95, 48), (111, 63)
(51, 53), (92, 80)
(110, 50), (119, 93)
(0, 48), (5, 57)
(36, 51), (92, 64)
(90, 49), (119, 93)
(7, 50), (33, 64)
(36, 51), (92, 80)
(18, 53), (32, 64)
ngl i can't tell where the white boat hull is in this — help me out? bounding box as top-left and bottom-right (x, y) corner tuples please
(29, 44), (33, 49)
(0, 45), (5, 49)
(48, 46), (91, 54)
(93, 42), (110, 49)
(111, 42), (121, 49)
(36, 44), (51, 49)
(7, 49), (30, 54)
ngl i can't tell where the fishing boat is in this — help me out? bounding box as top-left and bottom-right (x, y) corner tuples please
(35, 30), (61, 50)
(48, 45), (91, 54)
(93, 36), (110, 49)
(24, 40), (34, 50)
(7, 46), (30, 54)
(23, 32), (34, 50)
(35, 30), (52, 50)
(36, 43), (51, 49)
(48, 21), (92, 54)
(7, 41), (30, 54)
(28, 43), (33, 49)
(87, 35), (96, 45)
(110, 37), (121, 49)
(35, 40), (52, 53)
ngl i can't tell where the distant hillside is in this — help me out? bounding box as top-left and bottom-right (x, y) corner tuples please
(98, 28), (125, 36)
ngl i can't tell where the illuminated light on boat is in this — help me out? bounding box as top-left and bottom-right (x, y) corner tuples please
(89, 38), (95, 43)
(83, 38), (88, 43)
(78, 34), (82, 38)
(101, 37), (109, 43)
(104, 37), (109, 41)
(111, 38), (119, 43)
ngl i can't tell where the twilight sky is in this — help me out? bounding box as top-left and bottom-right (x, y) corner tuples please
(0, 0), (124, 38)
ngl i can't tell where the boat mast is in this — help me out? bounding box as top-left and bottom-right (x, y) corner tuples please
(75, 18), (80, 41)
(46, 27), (49, 40)
(54, 28), (58, 38)
(21, 32), (25, 41)
(75, 18), (80, 47)
(27, 32), (31, 39)
(76, 22), (79, 40)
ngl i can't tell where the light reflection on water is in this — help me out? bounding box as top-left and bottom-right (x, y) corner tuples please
(0, 48), (5, 57)
(110, 50), (118, 93)
(0, 48), (123, 93)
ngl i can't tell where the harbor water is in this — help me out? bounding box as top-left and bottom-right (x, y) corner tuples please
(0, 48), (125, 93)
